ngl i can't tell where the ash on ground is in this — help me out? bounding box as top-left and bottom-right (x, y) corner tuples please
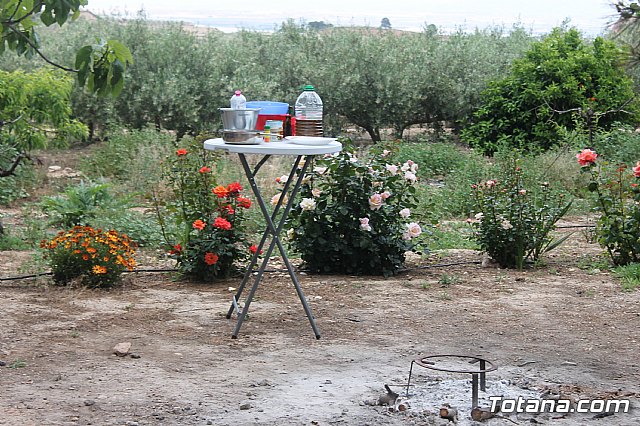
(396, 375), (549, 424)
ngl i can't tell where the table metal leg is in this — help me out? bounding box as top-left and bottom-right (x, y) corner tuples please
(229, 154), (320, 339)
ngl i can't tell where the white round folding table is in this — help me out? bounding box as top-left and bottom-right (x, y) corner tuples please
(203, 137), (342, 339)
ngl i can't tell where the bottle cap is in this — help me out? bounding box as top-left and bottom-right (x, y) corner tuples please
(264, 125), (270, 130)
(304, 84), (315, 91)
(234, 90), (242, 96)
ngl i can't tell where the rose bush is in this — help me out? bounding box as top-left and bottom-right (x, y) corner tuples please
(469, 155), (572, 269)
(578, 148), (640, 265)
(161, 138), (255, 280)
(286, 139), (424, 277)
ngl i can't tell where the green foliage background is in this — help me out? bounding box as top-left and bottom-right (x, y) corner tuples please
(0, 15), (535, 142)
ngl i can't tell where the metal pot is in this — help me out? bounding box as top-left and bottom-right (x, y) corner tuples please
(222, 129), (261, 144)
(220, 108), (261, 130)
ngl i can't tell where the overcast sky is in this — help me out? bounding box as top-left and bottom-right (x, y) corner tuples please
(84, 0), (617, 34)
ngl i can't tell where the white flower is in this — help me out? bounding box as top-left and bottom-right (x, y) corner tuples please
(400, 208), (411, 219)
(311, 188), (322, 197)
(359, 217), (372, 232)
(474, 212), (484, 220)
(313, 166), (327, 175)
(405, 222), (422, 239)
(368, 193), (384, 210)
(300, 198), (316, 211)
(381, 191), (391, 199)
(276, 175), (288, 184)
(287, 228), (295, 240)
(518, 189), (527, 195)
(486, 179), (497, 188)
(382, 149), (391, 157)
(404, 171), (417, 183)
(386, 164), (398, 175)
(501, 220), (513, 230)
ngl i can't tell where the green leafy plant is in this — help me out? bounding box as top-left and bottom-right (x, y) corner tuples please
(40, 180), (130, 228)
(462, 27), (639, 154)
(286, 139), (423, 277)
(40, 225), (137, 287)
(578, 148), (640, 265)
(613, 263), (640, 291)
(161, 140), (254, 280)
(470, 156), (572, 269)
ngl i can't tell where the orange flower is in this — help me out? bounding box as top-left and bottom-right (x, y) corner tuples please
(199, 166), (211, 174)
(204, 252), (219, 265)
(86, 247), (97, 254)
(176, 148), (187, 156)
(82, 254), (89, 261)
(576, 149), (597, 166)
(192, 219), (206, 230)
(213, 185), (230, 198)
(92, 265), (107, 274)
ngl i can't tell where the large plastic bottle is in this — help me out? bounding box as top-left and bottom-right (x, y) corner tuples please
(294, 85), (323, 136)
(295, 85), (323, 119)
(230, 90), (247, 110)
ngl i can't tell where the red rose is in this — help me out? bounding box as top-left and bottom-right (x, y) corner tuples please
(204, 252), (219, 265)
(213, 217), (232, 230)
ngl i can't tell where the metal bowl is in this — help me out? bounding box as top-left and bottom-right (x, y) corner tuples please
(222, 130), (261, 145)
(220, 108), (261, 130)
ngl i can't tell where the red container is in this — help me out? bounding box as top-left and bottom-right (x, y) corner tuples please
(256, 114), (289, 131)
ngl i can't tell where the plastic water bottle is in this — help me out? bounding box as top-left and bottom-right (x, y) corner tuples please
(295, 85), (323, 136)
(230, 90), (246, 110)
(295, 85), (323, 119)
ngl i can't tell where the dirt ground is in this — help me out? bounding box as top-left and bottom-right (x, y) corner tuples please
(1, 227), (640, 426)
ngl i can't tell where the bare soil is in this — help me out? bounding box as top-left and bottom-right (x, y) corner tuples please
(1, 227), (639, 426)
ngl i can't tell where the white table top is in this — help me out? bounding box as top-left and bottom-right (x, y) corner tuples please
(204, 138), (342, 155)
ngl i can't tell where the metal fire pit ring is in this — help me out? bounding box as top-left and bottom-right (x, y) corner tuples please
(406, 354), (497, 409)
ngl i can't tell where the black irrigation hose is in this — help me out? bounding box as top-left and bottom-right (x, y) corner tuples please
(0, 261), (484, 282)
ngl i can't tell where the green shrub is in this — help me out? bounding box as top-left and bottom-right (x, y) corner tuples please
(462, 27), (639, 154)
(40, 180), (130, 228)
(470, 155), (572, 269)
(592, 124), (640, 165)
(286, 139), (423, 277)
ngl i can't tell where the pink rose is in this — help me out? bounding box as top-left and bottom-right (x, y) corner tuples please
(576, 149), (597, 166)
